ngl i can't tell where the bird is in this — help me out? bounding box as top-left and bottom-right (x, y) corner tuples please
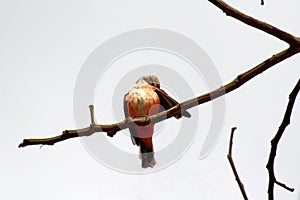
(123, 75), (191, 168)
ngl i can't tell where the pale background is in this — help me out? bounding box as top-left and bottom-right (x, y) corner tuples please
(1, 0), (300, 199)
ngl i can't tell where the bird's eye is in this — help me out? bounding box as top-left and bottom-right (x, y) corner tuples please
(150, 82), (155, 86)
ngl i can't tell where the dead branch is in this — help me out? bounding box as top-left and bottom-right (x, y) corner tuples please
(18, 1), (300, 148)
(266, 79), (300, 200)
(227, 127), (249, 200)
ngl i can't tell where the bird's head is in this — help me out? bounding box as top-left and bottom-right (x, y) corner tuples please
(136, 75), (160, 88)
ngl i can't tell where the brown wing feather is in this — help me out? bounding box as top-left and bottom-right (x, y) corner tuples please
(153, 88), (191, 119)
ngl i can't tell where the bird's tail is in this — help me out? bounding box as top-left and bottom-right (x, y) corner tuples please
(139, 137), (156, 168)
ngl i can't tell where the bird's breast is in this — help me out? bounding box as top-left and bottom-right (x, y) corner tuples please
(126, 85), (160, 117)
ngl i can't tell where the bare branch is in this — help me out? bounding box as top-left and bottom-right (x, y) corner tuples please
(208, 0), (300, 46)
(227, 127), (249, 200)
(266, 79), (300, 200)
(17, 47), (299, 148)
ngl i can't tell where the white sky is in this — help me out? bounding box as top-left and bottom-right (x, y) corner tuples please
(1, 0), (300, 199)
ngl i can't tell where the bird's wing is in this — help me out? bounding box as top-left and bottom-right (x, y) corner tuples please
(123, 92), (140, 146)
(153, 88), (191, 119)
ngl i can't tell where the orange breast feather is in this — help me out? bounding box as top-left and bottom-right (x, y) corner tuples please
(127, 85), (160, 118)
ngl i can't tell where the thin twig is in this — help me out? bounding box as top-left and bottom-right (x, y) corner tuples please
(275, 180), (294, 192)
(266, 79), (300, 200)
(227, 127), (249, 200)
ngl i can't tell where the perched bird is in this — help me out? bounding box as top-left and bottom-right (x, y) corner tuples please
(123, 75), (191, 168)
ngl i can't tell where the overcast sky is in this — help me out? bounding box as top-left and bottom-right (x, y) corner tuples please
(1, 0), (300, 199)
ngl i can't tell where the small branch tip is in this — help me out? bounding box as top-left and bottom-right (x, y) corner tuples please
(275, 180), (295, 192)
(89, 105), (96, 125)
